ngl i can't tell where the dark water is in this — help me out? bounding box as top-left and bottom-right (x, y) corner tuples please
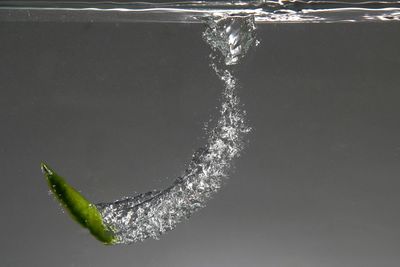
(1, 2), (400, 266)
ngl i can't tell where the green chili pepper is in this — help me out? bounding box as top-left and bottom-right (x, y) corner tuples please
(41, 163), (116, 245)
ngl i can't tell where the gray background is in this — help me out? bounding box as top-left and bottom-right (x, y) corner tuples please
(0, 21), (400, 267)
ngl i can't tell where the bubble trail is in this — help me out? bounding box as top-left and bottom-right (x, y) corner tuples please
(42, 15), (257, 245)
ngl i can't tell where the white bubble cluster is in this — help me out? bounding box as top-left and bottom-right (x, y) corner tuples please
(96, 15), (257, 244)
(203, 15), (257, 65)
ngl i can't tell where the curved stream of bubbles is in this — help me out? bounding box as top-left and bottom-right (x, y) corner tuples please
(95, 15), (257, 244)
(24, 0), (400, 246)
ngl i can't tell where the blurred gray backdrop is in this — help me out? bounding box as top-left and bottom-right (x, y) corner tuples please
(0, 20), (400, 267)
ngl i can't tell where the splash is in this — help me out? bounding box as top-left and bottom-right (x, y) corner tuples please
(93, 15), (257, 244)
(203, 15), (258, 65)
(3, 1), (400, 23)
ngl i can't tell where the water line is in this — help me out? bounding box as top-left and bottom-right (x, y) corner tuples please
(2, 1), (400, 23)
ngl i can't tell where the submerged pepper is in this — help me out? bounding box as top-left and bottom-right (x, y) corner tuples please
(41, 163), (115, 245)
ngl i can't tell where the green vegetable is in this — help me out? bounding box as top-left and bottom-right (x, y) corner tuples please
(41, 163), (115, 245)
